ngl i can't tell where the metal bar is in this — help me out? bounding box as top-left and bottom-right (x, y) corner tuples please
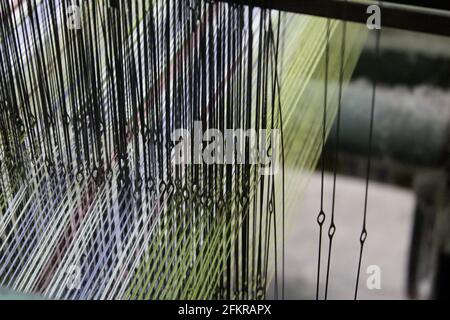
(0, 288), (43, 300)
(380, 1), (450, 12)
(326, 85), (450, 167)
(219, 0), (450, 37)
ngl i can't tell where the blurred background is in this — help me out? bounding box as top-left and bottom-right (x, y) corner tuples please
(279, 27), (450, 300)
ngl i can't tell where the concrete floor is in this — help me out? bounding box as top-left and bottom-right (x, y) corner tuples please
(280, 173), (415, 300)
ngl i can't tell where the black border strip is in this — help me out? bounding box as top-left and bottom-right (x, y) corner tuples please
(219, 0), (450, 37)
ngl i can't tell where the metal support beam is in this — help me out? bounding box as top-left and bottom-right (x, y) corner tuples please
(219, 0), (450, 37)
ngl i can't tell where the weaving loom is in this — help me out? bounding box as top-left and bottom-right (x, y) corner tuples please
(0, 0), (448, 300)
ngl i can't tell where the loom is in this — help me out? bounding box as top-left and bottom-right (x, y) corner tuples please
(0, 0), (449, 300)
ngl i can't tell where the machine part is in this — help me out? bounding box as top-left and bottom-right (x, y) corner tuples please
(220, 0), (450, 37)
(326, 83), (450, 167)
(407, 172), (448, 299)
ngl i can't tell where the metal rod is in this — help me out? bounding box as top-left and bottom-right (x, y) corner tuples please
(219, 0), (450, 37)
